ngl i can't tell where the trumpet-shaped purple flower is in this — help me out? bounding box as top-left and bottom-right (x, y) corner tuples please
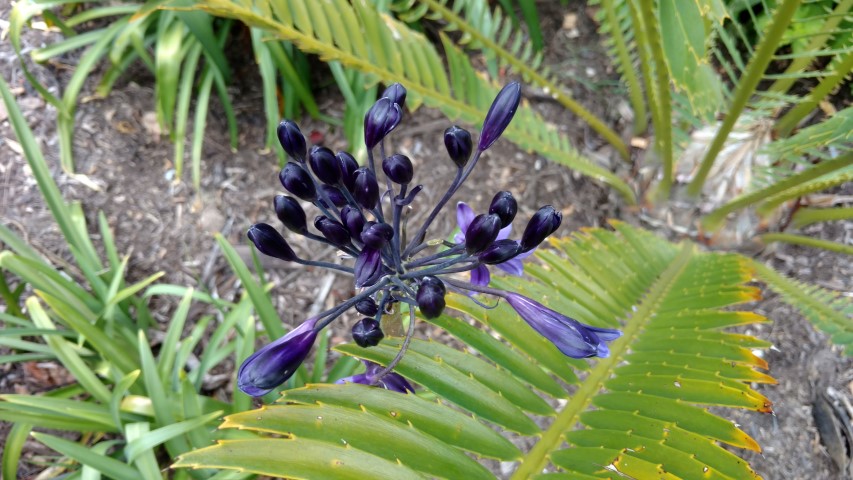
(504, 293), (621, 358)
(336, 360), (415, 394)
(238, 318), (319, 396)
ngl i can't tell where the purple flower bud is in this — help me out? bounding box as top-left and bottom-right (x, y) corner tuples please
(320, 185), (347, 208)
(465, 213), (502, 254)
(479, 82), (521, 151)
(314, 216), (351, 247)
(274, 195), (307, 233)
(444, 125), (473, 168)
(382, 83), (407, 108)
(337, 151), (359, 190)
(238, 317), (319, 396)
(382, 154), (414, 185)
(341, 205), (365, 238)
(308, 146), (341, 185)
(504, 293), (620, 358)
(354, 297), (379, 317)
(364, 98), (402, 149)
(360, 222), (394, 249)
(279, 162), (316, 201)
(489, 191), (517, 228)
(277, 120), (307, 162)
(478, 239), (521, 265)
(352, 318), (384, 347)
(336, 360), (414, 394)
(416, 276), (446, 319)
(520, 205), (562, 252)
(352, 168), (379, 210)
(247, 223), (297, 261)
(354, 247), (383, 288)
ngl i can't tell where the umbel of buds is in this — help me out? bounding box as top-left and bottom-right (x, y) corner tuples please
(241, 82), (621, 397)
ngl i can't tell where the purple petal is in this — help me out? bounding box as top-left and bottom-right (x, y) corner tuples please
(586, 325), (622, 342)
(515, 248), (535, 260)
(469, 264), (491, 286)
(456, 202), (475, 232)
(495, 223), (512, 241)
(237, 318), (318, 396)
(496, 258), (524, 276)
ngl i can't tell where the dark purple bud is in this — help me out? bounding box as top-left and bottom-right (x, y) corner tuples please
(314, 216), (351, 247)
(352, 318), (384, 348)
(247, 223), (297, 261)
(382, 83), (407, 108)
(520, 205), (562, 252)
(320, 185), (347, 208)
(341, 205), (365, 238)
(354, 297), (379, 317)
(444, 126), (473, 168)
(489, 191), (518, 228)
(308, 146), (341, 185)
(279, 162), (316, 201)
(478, 239), (521, 265)
(352, 168), (379, 210)
(238, 317), (319, 396)
(479, 82), (521, 151)
(354, 248), (383, 288)
(504, 293), (620, 358)
(382, 154), (414, 185)
(465, 213), (502, 254)
(277, 120), (307, 162)
(274, 195), (307, 233)
(337, 151), (359, 190)
(364, 98), (402, 149)
(360, 221), (394, 249)
(416, 276), (446, 319)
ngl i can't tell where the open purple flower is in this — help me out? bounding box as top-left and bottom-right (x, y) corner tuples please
(238, 318), (319, 397)
(336, 360), (415, 394)
(504, 293), (621, 358)
(455, 202), (532, 286)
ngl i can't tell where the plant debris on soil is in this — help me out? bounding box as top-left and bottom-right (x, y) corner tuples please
(2, 3), (852, 479)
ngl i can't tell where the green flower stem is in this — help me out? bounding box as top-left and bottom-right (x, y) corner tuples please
(418, 0), (630, 160)
(775, 51), (853, 136)
(759, 233), (853, 255)
(767, 0), (853, 96)
(687, 0), (802, 196)
(702, 152), (853, 231)
(601, 0), (647, 135)
(638, 0), (673, 197)
(511, 243), (694, 480)
(791, 206), (853, 229)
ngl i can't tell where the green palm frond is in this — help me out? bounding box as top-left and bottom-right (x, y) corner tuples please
(183, 0), (636, 202)
(390, 0), (629, 158)
(176, 221), (773, 478)
(752, 259), (853, 355)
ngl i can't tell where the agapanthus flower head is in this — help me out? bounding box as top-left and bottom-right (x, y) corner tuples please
(478, 82), (521, 151)
(245, 82), (618, 398)
(277, 120), (307, 162)
(238, 317), (319, 396)
(504, 293), (620, 358)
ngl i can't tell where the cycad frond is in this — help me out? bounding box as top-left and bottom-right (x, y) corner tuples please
(185, 0), (636, 202)
(752, 259), (853, 355)
(176, 221), (773, 479)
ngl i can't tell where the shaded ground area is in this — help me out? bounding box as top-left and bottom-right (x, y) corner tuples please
(1, 3), (852, 479)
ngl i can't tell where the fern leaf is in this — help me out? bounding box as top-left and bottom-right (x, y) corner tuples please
(177, 222), (773, 479)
